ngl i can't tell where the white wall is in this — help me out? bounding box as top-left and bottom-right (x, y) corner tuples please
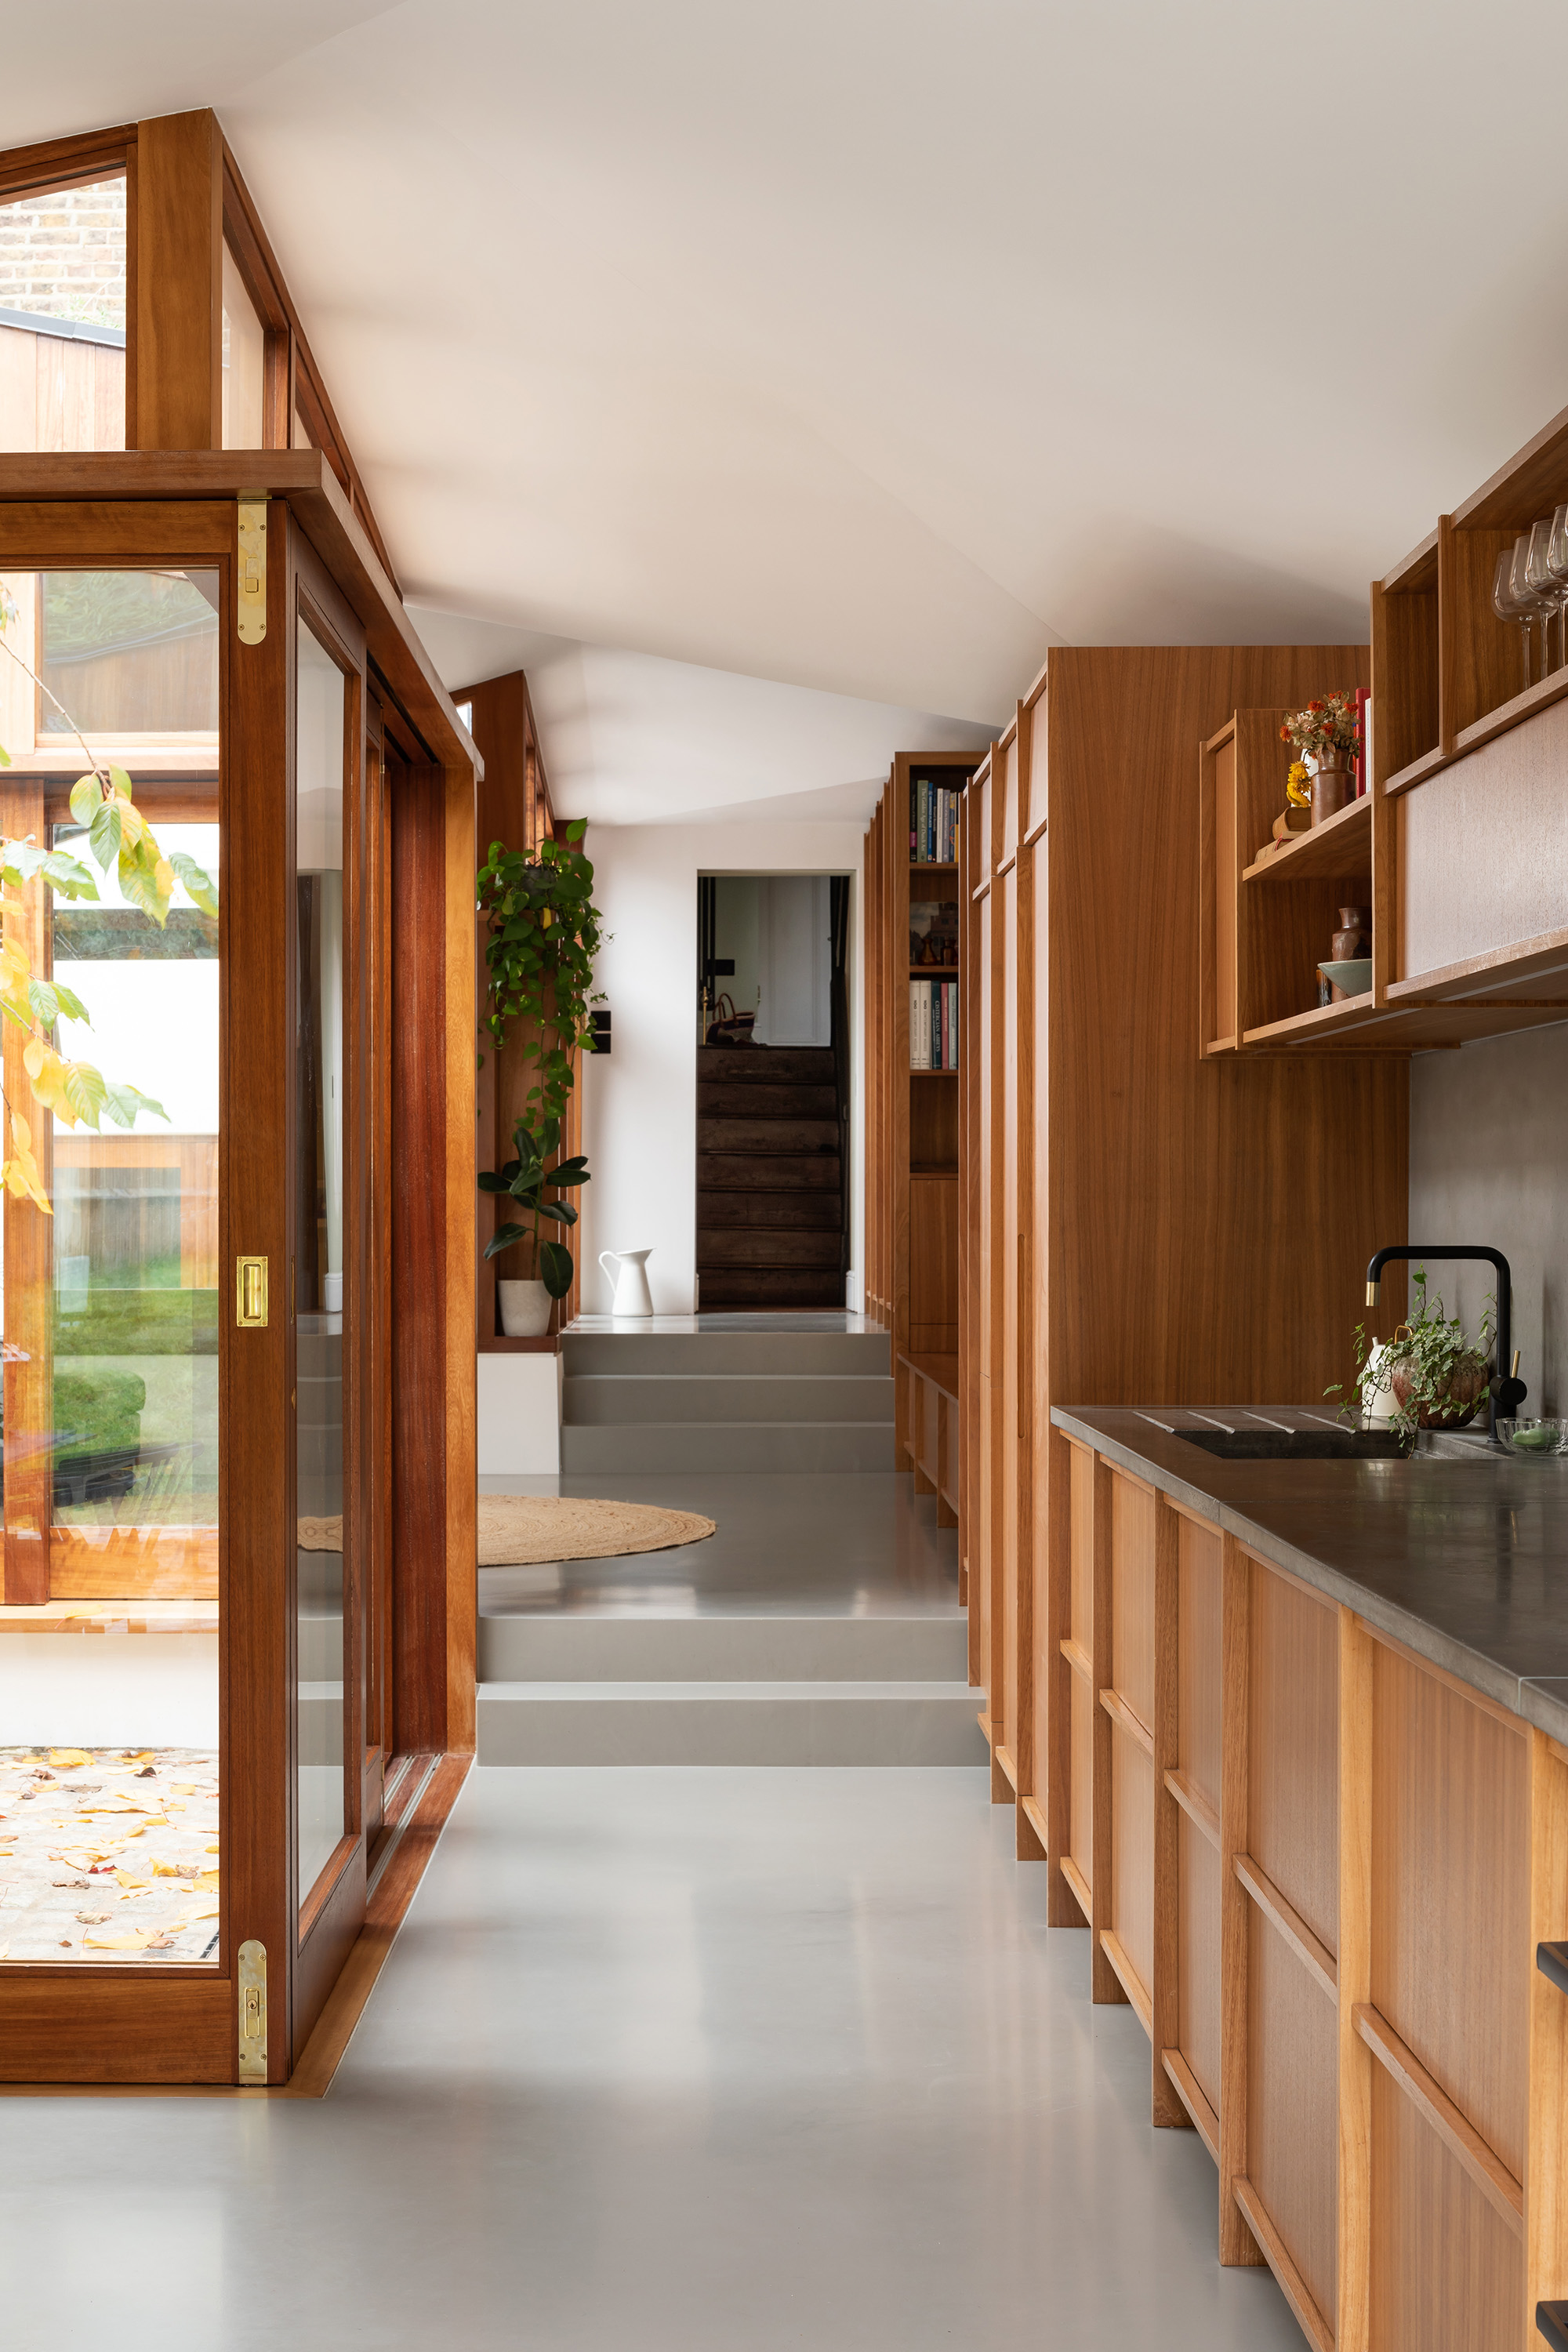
(582, 821), (865, 1316)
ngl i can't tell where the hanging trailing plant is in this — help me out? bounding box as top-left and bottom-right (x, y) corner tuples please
(475, 822), (604, 1131)
(0, 587), (215, 1212)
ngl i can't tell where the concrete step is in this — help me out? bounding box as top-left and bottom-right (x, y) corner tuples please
(560, 1420), (895, 1472)
(477, 1679), (988, 1765)
(477, 1612), (967, 1683)
(562, 1330), (889, 1376)
(563, 1372), (894, 1425)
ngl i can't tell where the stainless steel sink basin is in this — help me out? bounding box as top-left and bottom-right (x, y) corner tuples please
(1178, 1427), (1410, 1462)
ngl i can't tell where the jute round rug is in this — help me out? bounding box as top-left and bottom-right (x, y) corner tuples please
(299, 1497), (716, 1566)
(477, 1495), (715, 1566)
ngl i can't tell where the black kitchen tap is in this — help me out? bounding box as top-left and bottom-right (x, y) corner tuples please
(1364, 1247), (1528, 1443)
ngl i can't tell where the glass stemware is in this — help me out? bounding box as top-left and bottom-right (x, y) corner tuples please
(1494, 548), (1534, 691)
(1510, 532), (1551, 688)
(1544, 504), (1568, 674)
(1524, 517), (1563, 678)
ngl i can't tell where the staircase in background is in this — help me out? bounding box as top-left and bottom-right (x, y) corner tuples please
(560, 1323), (894, 1472)
(696, 1045), (844, 1309)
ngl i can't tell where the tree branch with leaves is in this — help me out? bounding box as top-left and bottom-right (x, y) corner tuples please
(0, 586), (216, 1212)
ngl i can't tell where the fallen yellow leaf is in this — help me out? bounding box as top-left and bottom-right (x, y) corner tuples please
(195, 1870), (220, 1890)
(48, 1749), (92, 1768)
(83, 1929), (158, 1951)
(114, 1870), (150, 1889)
(177, 1901), (220, 1923)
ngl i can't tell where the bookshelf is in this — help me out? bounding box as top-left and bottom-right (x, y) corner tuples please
(865, 754), (975, 1462)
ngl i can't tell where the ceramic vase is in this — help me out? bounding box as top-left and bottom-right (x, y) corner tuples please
(498, 1279), (552, 1337)
(1310, 753), (1352, 825)
(1332, 906), (1371, 958)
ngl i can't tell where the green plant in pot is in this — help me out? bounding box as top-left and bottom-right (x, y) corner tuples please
(479, 1116), (590, 1337)
(1330, 1269), (1494, 1445)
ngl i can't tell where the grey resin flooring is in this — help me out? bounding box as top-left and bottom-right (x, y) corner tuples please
(478, 1470), (960, 1617)
(0, 1767), (1303, 2350)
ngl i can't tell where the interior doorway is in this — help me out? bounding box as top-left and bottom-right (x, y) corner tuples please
(695, 874), (851, 1311)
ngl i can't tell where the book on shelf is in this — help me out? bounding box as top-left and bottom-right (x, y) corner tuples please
(909, 775), (959, 863)
(909, 977), (959, 1070)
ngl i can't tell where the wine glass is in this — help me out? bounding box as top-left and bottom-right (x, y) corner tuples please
(1544, 504), (1568, 661)
(1525, 517), (1563, 677)
(1510, 532), (1550, 687)
(1494, 548), (1534, 691)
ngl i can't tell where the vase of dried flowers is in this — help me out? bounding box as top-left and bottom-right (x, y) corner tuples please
(1280, 691), (1360, 827)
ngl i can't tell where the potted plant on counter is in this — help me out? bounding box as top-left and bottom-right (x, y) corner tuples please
(1330, 1269), (1495, 1444)
(1279, 690), (1362, 825)
(479, 1116), (590, 1336)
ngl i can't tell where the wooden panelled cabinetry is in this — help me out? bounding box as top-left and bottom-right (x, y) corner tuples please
(1202, 401), (1568, 1055)
(960, 644), (1407, 1882)
(1051, 1443), (1568, 2352)
(865, 753), (974, 1513)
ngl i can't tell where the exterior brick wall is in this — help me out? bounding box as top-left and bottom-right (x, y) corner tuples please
(0, 176), (126, 332)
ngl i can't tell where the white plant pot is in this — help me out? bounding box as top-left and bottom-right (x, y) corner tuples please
(1361, 1341), (1398, 1427)
(498, 1279), (552, 1338)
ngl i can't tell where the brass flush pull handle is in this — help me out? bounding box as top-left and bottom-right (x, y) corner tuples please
(238, 1939), (267, 2082)
(236, 1255), (268, 1327)
(237, 496), (267, 644)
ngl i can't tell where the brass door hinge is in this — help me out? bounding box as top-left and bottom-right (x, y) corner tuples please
(238, 498), (268, 644)
(238, 1939), (267, 2082)
(236, 1254), (268, 1327)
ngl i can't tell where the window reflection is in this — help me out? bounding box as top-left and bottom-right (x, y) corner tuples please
(296, 620), (347, 1908)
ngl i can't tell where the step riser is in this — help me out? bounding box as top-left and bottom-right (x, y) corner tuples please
(696, 1273), (846, 1308)
(561, 1333), (890, 1375)
(696, 1192), (842, 1229)
(478, 1617), (967, 1682)
(697, 1083), (837, 1117)
(696, 1232), (843, 1269)
(560, 1422), (895, 1472)
(697, 1156), (840, 1191)
(699, 1048), (834, 1082)
(699, 1119), (838, 1154)
(477, 1689), (988, 1766)
(564, 1374), (894, 1425)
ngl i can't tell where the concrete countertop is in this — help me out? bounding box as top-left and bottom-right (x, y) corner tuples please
(1050, 1403), (1568, 1744)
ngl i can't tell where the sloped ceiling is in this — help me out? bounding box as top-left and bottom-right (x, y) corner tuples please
(10, 2), (1568, 812)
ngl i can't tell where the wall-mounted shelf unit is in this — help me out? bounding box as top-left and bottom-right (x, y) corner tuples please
(866, 757), (975, 1465)
(1204, 401), (1568, 1057)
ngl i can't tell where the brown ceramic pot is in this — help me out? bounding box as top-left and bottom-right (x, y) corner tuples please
(1332, 905), (1370, 958)
(1310, 755), (1352, 825)
(1388, 1351), (1491, 1428)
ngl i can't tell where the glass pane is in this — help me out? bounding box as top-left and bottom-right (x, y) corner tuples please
(39, 571), (219, 741)
(220, 245), (266, 452)
(296, 621), (347, 1908)
(0, 177), (126, 454)
(0, 569), (219, 1966)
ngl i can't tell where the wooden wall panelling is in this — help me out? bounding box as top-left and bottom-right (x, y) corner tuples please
(1170, 1508), (1224, 2145)
(1441, 514), (1526, 747)
(1088, 1452), (1123, 2005)
(1151, 1496), (1185, 2125)
(1044, 1421), (1079, 1922)
(1014, 690), (1042, 1857)
(133, 111), (222, 452)
(1527, 1732), (1568, 2332)
(1058, 1434), (1095, 1924)
(1219, 1534), (1265, 2265)
(1199, 720), (1239, 1052)
(1369, 1640), (1528, 2183)
(1370, 570), (1439, 786)
(959, 780), (978, 1644)
(997, 841), (1018, 1784)
(1338, 1606), (1375, 2352)
(1248, 1558), (1339, 1952)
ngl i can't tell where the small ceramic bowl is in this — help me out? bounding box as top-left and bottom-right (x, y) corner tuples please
(1496, 1417), (1568, 1457)
(1317, 958), (1373, 996)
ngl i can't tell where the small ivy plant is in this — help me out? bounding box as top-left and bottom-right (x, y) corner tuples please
(1328, 1268), (1495, 1443)
(475, 824), (604, 1132)
(478, 1115), (590, 1296)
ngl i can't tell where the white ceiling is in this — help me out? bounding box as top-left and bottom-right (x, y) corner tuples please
(12, 2), (1568, 817)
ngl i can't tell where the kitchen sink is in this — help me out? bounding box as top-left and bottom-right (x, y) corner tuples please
(1178, 1427), (1411, 1461)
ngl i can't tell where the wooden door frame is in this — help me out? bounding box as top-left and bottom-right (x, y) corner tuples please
(0, 478), (477, 2084)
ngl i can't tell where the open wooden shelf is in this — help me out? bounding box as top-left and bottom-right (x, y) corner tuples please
(910, 861), (958, 873)
(1241, 991), (1375, 1049)
(1243, 791), (1370, 883)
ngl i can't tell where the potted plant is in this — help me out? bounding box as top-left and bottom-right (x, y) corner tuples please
(1279, 690), (1361, 825)
(479, 1116), (590, 1336)
(1329, 1269), (1496, 1443)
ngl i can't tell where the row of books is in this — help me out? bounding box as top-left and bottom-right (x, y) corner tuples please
(910, 775), (960, 863)
(909, 978), (958, 1070)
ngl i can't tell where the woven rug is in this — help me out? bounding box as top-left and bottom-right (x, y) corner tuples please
(299, 1499), (717, 1565)
(477, 1495), (715, 1566)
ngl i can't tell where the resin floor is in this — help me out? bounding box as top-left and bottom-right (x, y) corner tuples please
(2, 1766), (1302, 2351)
(477, 1470), (959, 1617)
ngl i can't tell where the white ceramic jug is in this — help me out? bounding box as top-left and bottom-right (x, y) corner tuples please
(599, 1247), (655, 1318)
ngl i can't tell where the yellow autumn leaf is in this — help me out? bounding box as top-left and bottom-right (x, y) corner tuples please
(114, 1870), (150, 1889)
(3, 1112), (50, 1212)
(48, 1748), (92, 1767)
(172, 1783), (199, 1794)
(194, 1869), (220, 1889)
(83, 1929), (158, 1951)
(151, 1860), (192, 1878)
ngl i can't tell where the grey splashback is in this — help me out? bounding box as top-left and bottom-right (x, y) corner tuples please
(1409, 1023), (1568, 1412)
